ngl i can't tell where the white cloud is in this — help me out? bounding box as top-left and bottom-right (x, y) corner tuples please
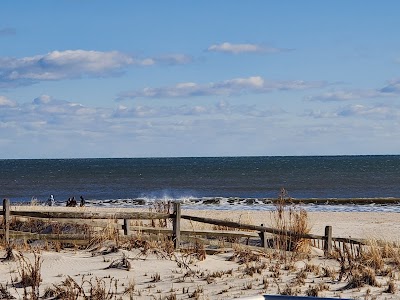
(0, 94), (101, 126)
(0, 95), (279, 134)
(1, 94), (399, 158)
(132, 54), (192, 66)
(307, 103), (400, 120)
(207, 42), (289, 54)
(33, 94), (53, 105)
(306, 89), (385, 101)
(380, 79), (400, 93)
(0, 94), (284, 157)
(338, 104), (400, 119)
(224, 76), (265, 88)
(307, 79), (400, 102)
(118, 76), (326, 100)
(2, 77), (398, 158)
(0, 50), (190, 88)
(304, 110), (338, 118)
(0, 96), (17, 107)
(112, 99), (277, 118)
(152, 54), (192, 65)
(0, 50), (133, 87)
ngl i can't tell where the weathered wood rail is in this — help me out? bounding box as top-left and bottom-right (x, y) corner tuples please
(1, 199), (366, 257)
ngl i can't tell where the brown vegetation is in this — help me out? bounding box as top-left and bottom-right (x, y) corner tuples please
(2, 194), (400, 299)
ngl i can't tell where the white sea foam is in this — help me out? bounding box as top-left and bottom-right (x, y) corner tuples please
(44, 196), (400, 213)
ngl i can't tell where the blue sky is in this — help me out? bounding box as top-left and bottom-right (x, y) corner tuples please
(1, 1), (400, 158)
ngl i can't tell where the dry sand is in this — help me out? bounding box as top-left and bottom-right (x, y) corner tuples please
(181, 210), (400, 242)
(1, 208), (400, 299)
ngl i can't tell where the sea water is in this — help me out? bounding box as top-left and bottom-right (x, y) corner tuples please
(1, 156), (399, 212)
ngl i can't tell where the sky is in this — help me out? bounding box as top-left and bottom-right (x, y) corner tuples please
(1, 1), (400, 158)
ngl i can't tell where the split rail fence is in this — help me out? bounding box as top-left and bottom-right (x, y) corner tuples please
(0, 199), (365, 257)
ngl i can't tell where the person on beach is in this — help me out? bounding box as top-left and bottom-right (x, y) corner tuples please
(47, 194), (55, 206)
(80, 195), (85, 207)
(66, 197), (78, 207)
(70, 196), (77, 207)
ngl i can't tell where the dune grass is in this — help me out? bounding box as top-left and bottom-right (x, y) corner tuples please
(2, 197), (400, 299)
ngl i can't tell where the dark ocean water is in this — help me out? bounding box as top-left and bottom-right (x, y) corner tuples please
(1, 156), (400, 212)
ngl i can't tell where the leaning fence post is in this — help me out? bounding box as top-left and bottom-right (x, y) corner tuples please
(324, 225), (332, 257)
(259, 224), (268, 250)
(172, 202), (181, 249)
(123, 219), (131, 236)
(3, 198), (10, 246)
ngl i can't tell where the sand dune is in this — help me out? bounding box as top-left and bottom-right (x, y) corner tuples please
(1, 208), (400, 299)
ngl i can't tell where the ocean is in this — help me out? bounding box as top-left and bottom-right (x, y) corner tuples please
(1, 156), (400, 212)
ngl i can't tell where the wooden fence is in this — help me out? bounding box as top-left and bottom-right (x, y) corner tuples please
(0, 199), (365, 257)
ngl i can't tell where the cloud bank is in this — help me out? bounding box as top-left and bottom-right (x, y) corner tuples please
(0, 95), (281, 135)
(0, 50), (191, 88)
(307, 79), (400, 102)
(1, 94), (398, 158)
(118, 76), (326, 100)
(307, 103), (400, 120)
(337, 104), (400, 119)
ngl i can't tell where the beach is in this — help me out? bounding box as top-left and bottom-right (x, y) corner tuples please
(1, 207), (400, 299)
(182, 210), (400, 242)
(8, 205), (400, 240)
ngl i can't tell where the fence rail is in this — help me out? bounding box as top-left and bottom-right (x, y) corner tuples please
(1, 199), (366, 257)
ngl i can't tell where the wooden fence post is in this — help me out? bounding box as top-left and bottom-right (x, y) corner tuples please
(324, 225), (332, 257)
(3, 198), (10, 246)
(123, 219), (131, 236)
(172, 202), (181, 249)
(259, 224), (268, 250)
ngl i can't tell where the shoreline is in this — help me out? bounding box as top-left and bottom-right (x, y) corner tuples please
(7, 197), (400, 216)
(13, 196), (400, 204)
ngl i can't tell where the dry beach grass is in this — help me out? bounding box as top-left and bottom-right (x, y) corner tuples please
(1, 201), (400, 299)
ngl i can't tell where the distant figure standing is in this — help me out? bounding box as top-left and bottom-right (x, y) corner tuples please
(80, 195), (85, 207)
(66, 197), (71, 207)
(47, 194), (55, 206)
